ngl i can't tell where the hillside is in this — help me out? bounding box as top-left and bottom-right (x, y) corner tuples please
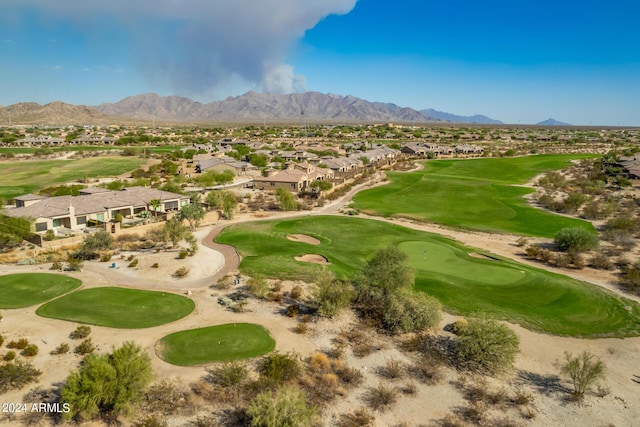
(96, 91), (439, 123)
(0, 102), (135, 126)
(419, 108), (503, 124)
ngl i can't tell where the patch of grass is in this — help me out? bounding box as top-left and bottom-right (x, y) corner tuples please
(0, 273), (82, 309)
(0, 157), (146, 200)
(216, 216), (640, 338)
(36, 287), (194, 328)
(158, 323), (275, 366)
(352, 155), (596, 237)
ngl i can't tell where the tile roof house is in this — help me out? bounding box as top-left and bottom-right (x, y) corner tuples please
(253, 162), (333, 192)
(4, 187), (190, 234)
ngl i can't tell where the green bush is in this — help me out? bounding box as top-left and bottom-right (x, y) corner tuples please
(206, 361), (248, 388)
(257, 352), (301, 383)
(554, 227), (599, 252)
(3, 351), (16, 362)
(178, 250), (188, 259)
(74, 338), (96, 355)
(128, 258), (139, 268)
(0, 334), (3, 347)
(455, 315), (520, 375)
(559, 351), (606, 399)
(247, 384), (316, 427)
(173, 266), (190, 278)
(7, 338), (29, 349)
(51, 343), (70, 355)
(22, 344), (39, 357)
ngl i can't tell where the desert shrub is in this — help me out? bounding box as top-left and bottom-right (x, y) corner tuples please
(70, 325), (92, 339)
(100, 253), (112, 262)
(188, 415), (220, 427)
(132, 415), (169, 427)
(408, 356), (446, 385)
(0, 334), (3, 346)
(554, 227), (599, 252)
(178, 250), (188, 259)
(74, 338), (96, 355)
(3, 351), (16, 361)
(7, 338), (29, 349)
(559, 351), (606, 399)
(337, 407), (375, 427)
(247, 384), (316, 427)
(66, 256), (84, 271)
(257, 352), (301, 383)
(377, 358), (405, 380)
(561, 192), (588, 214)
(285, 304), (300, 317)
(22, 344), (38, 357)
(289, 284), (303, 300)
(312, 269), (352, 317)
(363, 383), (398, 412)
(554, 252), (571, 268)
(333, 362), (364, 388)
(50, 261), (63, 271)
(143, 379), (190, 415)
(51, 343), (70, 355)
(128, 258), (139, 268)
(512, 388), (534, 406)
(620, 263), (640, 292)
(206, 361), (248, 388)
(515, 237), (528, 247)
(308, 353), (331, 373)
(0, 359), (42, 393)
(151, 262), (159, 268)
(265, 291), (282, 302)
(383, 291), (442, 333)
(590, 251), (613, 270)
(247, 275), (269, 298)
(454, 315), (520, 375)
(174, 266), (190, 278)
(293, 323), (308, 335)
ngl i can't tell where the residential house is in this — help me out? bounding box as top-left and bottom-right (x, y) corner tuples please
(3, 187), (190, 235)
(195, 156), (260, 177)
(253, 162), (333, 192)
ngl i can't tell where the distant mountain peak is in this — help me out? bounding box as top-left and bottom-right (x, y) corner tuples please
(419, 108), (503, 124)
(536, 118), (571, 126)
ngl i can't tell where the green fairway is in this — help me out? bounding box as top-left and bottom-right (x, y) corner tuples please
(0, 273), (82, 308)
(216, 216), (640, 337)
(158, 323), (276, 366)
(36, 287), (194, 328)
(0, 156), (147, 200)
(351, 155), (596, 237)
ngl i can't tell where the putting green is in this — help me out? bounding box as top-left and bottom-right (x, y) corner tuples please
(401, 241), (527, 286)
(0, 273), (82, 308)
(36, 287), (195, 328)
(216, 216), (640, 337)
(158, 323), (276, 366)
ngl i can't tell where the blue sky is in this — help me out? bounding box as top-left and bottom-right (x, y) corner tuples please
(1, 0), (638, 125)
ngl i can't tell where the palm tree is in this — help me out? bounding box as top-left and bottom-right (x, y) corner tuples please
(148, 199), (161, 218)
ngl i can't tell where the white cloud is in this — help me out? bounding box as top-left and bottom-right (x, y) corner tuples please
(3, 0), (358, 97)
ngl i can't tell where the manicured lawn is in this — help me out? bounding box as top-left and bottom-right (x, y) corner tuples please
(351, 155), (596, 237)
(0, 156), (147, 200)
(216, 216), (640, 337)
(36, 287), (195, 328)
(158, 323), (276, 366)
(0, 273), (82, 308)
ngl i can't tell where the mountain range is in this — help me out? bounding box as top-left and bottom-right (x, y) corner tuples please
(0, 91), (564, 126)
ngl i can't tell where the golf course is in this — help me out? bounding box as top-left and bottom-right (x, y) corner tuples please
(0, 273), (82, 308)
(157, 323), (276, 366)
(351, 154), (596, 237)
(216, 216), (640, 337)
(36, 287), (195, 328)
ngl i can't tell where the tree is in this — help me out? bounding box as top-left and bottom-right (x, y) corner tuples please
(148, 199), (161, 218)
(177, 203), (205, 231)
(309, 180), (333, 193)
(559, 351), (606, 399)
(206, 190), (237, 219)
(357, 246), (415, 295)
(312, 268), (353, 317)
(61, 341), (153, 421)
(276, 187), (297, 211)
(76, 230), (114, 259)
(247, 385), (316, 427)
(554, 227), (599, 252)
(161, 218), (191, 248)
(454, 315), (520, 375)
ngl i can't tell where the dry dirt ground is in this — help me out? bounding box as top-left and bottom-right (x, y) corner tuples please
(2, 171), (640, 426)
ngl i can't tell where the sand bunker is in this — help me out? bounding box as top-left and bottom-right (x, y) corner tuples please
(295, 254), (330, 265)
(287, 234), (321, 245)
